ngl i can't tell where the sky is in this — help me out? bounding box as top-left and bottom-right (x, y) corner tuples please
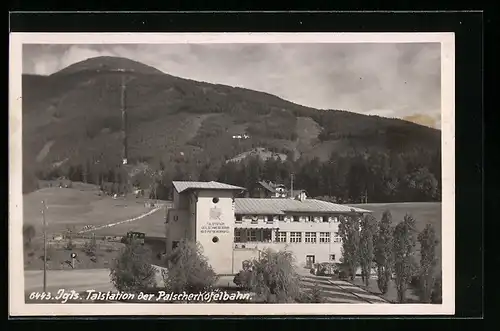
(23, 43), (442, 128)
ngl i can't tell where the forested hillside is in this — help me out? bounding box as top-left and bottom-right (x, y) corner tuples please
(23, 56), (441, 202)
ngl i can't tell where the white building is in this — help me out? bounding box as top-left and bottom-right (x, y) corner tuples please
(165, 181), (371, 275)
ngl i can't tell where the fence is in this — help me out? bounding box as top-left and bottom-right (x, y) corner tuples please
(60, 233), (123, 241)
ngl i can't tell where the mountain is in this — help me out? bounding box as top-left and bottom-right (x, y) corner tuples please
(22, 56), (441, 193)
(52, 56), (164, 76)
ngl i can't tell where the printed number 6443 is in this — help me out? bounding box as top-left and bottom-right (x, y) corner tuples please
(29, 292), (52, 300)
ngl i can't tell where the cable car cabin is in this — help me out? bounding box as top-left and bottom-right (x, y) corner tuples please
(122, 231), (146, 245)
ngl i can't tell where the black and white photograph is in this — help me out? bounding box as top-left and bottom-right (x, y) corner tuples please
(9, 33), (455, 316)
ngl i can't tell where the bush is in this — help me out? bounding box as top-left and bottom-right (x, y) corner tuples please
(162, 240), (219, 293)
(109, 239), (157, 292)
(82, 236), (97, 256)
(234, 270), (251, 289)
(234, 249), (301, 303)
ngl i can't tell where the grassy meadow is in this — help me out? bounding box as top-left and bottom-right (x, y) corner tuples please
(351, 202), (442, 264)
(23, 184), (156, 237)
(22, 183), (168, 270)
(350, 202), (443, 302)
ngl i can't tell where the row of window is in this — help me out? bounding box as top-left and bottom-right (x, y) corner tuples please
(233, 229), (341, 244)
(277, 231), (342, 244)
(235, 215), (340, 223)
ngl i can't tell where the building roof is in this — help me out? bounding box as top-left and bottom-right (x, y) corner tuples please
(290, 189), (307, 196)
(257, 181), (275, 193)
(172, 181), (246, 194)
(234, 198), (371, 215)
(256, 180), (305, 197)
(257, 180), (286, 193)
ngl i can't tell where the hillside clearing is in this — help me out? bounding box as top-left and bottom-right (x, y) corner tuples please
(23, 186), (159, 236)
(227, 147), (287, 163)
(295, 116), (321, 153)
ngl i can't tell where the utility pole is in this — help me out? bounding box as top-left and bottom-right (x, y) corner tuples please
(41, 200), (47, 293)
(121, 74), (128, 166)
(290, 173), (294, 199)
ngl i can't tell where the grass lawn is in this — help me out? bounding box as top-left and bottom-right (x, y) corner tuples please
(351, 202), (442, 271)
(350, 202), (442, 235)
(91, 206), (167, 238)
(24, 238), (124, 270)
(23, 184), (167, 239)
(22, 184), (170, 271)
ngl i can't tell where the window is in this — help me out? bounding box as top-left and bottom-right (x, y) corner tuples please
(333, 216), (339, 223)
(266, 215), (274, 223)
(290, 232), (302, 243)
(306, 255), (315, 267)
(329, 254), (336, 261)
(263, 230), (272, 242)
(305, 232), (317, 243)
(212, 197), (219, 204)
(322, 216), (330, 223)
(234, 229), (241, 243)
(304, 216), (311, 222)
(293, 216), (300, 222)
(319, 232), (331, 243)
(235, 215), (242, 223)
(276, 231), (287, 243)
(278, 215), (285, 222)
(334, 232), (342, 243)
(248, 230), (257, 242)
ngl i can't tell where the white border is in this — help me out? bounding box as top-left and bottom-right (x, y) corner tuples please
(9, 32), (455, 316)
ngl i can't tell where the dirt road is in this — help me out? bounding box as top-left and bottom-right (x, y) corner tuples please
(77, 206), (163, 234)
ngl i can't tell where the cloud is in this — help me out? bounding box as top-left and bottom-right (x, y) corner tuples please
(22, 43), (441, 120)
